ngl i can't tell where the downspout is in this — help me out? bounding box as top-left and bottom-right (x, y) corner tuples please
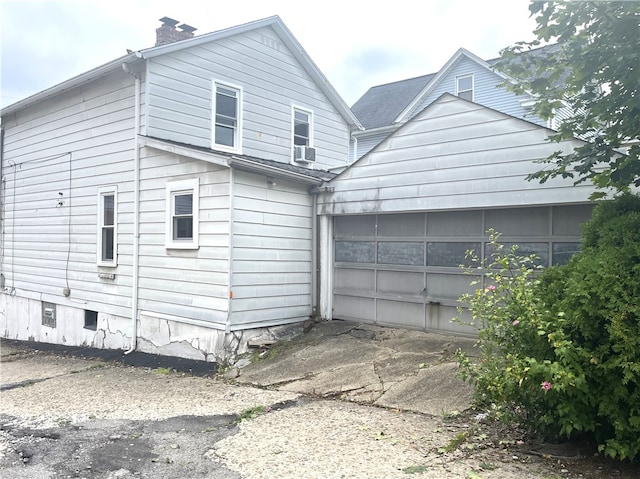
(123, 63), (141, 354)
(311, 192), (318, 317)
(225, 168), (235, 333)
(0, 127), (4, 289)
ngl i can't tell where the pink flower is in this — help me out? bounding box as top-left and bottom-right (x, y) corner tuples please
(512, 320), (520, 326)
(541, 381), (552, 391)
(265, 406), (272, 413)
(485, 284), (496, 293)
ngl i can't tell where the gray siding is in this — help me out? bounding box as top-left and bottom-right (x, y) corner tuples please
(408, 56), (546, 127)
(136, 147), (231, 326)
(1, 70), (137, 318)
(229, 170), (312, 328)
(319, 94), (594, 216)
(146, 26), (350, 170)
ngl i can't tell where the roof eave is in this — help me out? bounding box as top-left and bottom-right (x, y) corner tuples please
(1, 53), (138, 117)
(228, 156), (325, 186)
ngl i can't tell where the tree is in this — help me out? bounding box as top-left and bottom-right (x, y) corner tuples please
(497, 1), (640, 199)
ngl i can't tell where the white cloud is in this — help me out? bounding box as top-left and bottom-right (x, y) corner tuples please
(0, 0), (537, 108)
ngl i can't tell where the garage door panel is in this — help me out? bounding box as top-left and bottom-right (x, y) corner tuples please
(378, 213), (425, 236)
(377, 300), (424, 329)
(427, 273), (479, 301)
(333, 295), (374, 321)
(334, 268), (374, 292)
(427, 304), (475, 335)
(377, 270), (424, 296)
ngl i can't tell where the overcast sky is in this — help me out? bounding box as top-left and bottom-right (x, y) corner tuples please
(0, 0), (538, 109)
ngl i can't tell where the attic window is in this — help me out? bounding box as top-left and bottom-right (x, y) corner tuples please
(213, 81), (242, 152)
(456, 74), (474, 101)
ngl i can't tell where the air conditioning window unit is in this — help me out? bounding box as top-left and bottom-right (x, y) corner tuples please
(294, 146), (316, 163)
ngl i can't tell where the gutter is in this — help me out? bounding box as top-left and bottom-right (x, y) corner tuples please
(123, 64), (141, 354)
(227, 156), (325, 186)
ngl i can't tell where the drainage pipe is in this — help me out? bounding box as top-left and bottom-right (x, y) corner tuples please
(123, 63), (141, 354)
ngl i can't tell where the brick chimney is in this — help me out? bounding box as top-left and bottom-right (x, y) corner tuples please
(155, 17), (197, 46)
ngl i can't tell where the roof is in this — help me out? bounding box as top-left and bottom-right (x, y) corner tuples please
(351, 73), (435, 129)
(351, 44), (561, 131)
(1, 16), (361, 129)
(141, 136), (336, 185)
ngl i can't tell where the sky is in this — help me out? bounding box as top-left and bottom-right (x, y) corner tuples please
(0, 0), (539, 109)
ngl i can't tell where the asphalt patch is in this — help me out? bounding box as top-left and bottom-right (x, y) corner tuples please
(1, 339), (218, 376)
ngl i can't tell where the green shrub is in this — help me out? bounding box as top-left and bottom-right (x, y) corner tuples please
(456, 195), (640, 461)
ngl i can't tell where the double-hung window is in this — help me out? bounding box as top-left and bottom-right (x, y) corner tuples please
(292, 106), (314, 162)
(293, 108), (312, 147)
(166, 179), (199, 249)
(213, 81), (242, 151)
(97, 187), (117, 266)
(456, 74), (474, 101)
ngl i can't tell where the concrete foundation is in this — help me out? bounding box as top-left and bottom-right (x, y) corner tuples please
(0, 294), (304, 365)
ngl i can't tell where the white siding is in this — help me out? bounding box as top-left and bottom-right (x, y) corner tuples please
(136, 147), (231, 326)
(319, 94), (595, 216)
(1, 70), (137, 318)
(229, 170), (312, 328)
(146, 26), (350, 170)
(409, 56), (546, 127)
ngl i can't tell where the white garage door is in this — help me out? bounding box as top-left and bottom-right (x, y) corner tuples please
(332, 205), (593, 334)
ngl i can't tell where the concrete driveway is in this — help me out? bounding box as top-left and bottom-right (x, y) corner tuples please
(2, 320), (625, 479)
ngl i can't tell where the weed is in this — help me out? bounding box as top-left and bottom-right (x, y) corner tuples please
(236, 405), (267, 422)
(155, 367), (172, 375)
(440, 431), (470, 453)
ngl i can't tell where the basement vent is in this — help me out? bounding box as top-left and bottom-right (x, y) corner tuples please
(84, 310), (98, 331)
(42, 302), (57, 328)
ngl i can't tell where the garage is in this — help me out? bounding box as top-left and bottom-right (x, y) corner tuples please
(316, 94), (597, 334)
(331, 205), (592, 334)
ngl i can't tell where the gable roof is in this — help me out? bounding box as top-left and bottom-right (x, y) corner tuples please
(396, 48), (513, 123)
(333, 92), (563, 182)
(351, 73), (435, 129)
(351, 45), (561, 132)
(1, 16), (362, 129)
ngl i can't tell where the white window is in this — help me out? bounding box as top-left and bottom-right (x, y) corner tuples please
(456, 74), (474, 101)
(213, 81), (242, 151)
(166, 179), (199, 249)
(293, 107), (313, 147)
(97, 187), (117, 266)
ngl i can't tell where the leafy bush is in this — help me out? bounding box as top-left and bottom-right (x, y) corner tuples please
(456, 194), (640, 461)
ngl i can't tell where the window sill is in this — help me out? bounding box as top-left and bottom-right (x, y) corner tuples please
(165, 243), (200, 250)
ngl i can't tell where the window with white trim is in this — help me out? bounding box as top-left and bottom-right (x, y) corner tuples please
(166, 179), (199, 249)
(293, 107), (312, 147)
(456, 74), (474, 101)
(97, 187), (117, 266)
(213, 81), (242, 151)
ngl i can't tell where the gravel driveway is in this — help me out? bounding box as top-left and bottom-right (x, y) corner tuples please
(2, 340), (638, 479)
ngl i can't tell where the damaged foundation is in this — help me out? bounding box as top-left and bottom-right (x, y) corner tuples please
(0, 295), (306, 365)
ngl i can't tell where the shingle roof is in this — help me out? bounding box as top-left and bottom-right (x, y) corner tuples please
(144, 136), (336, 183)
(351, 73), (435, 129)
(352, 44), (561, 131)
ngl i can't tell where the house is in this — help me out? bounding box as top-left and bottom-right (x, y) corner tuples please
(317, 93), (595, 335)
(1, 17), (596, 361)
(0, 16), (361, 362)
(350, 45), (571, 161)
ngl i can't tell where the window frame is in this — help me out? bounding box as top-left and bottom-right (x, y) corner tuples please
(165, 178), (200, 250)
(212, 80), (242, 152)
(292, 105), (314, 148)
(97, 186), (117, 267)
(456, 74), (474, 101)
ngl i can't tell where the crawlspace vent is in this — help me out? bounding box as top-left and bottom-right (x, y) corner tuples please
(42, 302), (57, 328)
